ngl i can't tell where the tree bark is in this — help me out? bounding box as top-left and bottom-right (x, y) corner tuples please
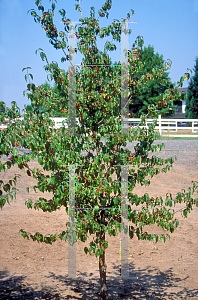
(99, 210), (108, 299)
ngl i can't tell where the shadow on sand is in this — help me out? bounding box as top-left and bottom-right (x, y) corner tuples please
(1, 261), (198, 299)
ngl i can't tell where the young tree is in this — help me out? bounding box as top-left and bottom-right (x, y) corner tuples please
(185, 57), (198, 118)
(0, 1), (197, 299)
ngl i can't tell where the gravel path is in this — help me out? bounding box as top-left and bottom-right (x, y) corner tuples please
(1, 140), (198, 167)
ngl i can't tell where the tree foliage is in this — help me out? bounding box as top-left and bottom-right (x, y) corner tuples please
(128, 44), (177, 117)
(185, 57), (198, 118)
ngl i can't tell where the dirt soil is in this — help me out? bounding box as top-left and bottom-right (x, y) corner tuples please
(0, 140), (198, 299)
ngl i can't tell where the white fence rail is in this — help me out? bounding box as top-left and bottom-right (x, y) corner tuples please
(126, 115), (198, 137)
(0, 115), (198, 137)
(0, 117), (80, 130)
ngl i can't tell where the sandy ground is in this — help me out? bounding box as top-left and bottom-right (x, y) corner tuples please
(0, 140), (198, 299)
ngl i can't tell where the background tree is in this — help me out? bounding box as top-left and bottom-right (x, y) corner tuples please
(0, 102), (7, 126)
(0, 1), (196, 300)
(185, 57), (198, 118)
(127, 44), (177, 117)
(0, 101), (6, 115)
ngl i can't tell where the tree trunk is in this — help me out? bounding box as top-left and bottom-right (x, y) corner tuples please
(99, 211), (108, 299)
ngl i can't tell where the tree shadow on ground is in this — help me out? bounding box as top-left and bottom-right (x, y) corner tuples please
(106, 262), (198, 299)
(0, 270), (61, 300)
(1, 262), (198, 299)
(47, 263), (198, 300)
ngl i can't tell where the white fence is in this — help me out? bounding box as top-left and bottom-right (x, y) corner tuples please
(126, 115), (198, 137)
(0, 115), (198, 137)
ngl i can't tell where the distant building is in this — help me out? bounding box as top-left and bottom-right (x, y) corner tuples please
(174, 87), (187, 113)
(166, 87), (187, 119)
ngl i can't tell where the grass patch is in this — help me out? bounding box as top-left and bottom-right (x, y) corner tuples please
(157, 136), (198, 140)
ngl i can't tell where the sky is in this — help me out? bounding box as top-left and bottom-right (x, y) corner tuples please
(0, 0), (198, 116)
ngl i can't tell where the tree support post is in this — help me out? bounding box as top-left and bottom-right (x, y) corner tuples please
(99, 211), (108, 299)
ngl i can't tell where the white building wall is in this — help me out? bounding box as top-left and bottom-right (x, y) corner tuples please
(182, 100), (186, 113)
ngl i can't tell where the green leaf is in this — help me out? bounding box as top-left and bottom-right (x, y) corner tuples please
(89, 247), (93, 255)
(75, 4), (81, 13)
(3, 184), (10, 192)
(26, 187), (29, 193)
(101, 198), (106, 206)
(94, 156), (99, 165)
(103, 154), (109, 163)
(139, 222), (142, 230)
(44, 237), (52, 244)
(108, 228), (112, 236)
(61, 57), (66, 63)
(22, 67), (32, 72)
(55, 198), (60, 206)
(129, 229), (134, 239)
(103, 241), (108, 249)
(52, 3), (56, 10)
(31, 152), (36, 160)
(144, 193), (149, 201)
(153, 234), (158, 243)
(21, 231), (27, 239)
(99, 248), (103, 255)
(13, 189), (17, 199)
(38, 5), (44, 12)
(25, 154), (30, 161)
(115, 222), (119, 230)
(170, 225), (174, 233)
(0, 196), (6, 209)
(27, 83), (36, 91)
(113, 196), (118, 205)
(12, 149), (18, 156)
(9, 192), (13, 201)
(59, 9), (66, 18)
(38, 156), (43, 164)
(31, 11), (37, 17)
(26, 200), (33, 209)
(84, 246), (89, 254)
(6, 194), (9, 204)
(27, 170), (31, 176)
(160, 234), (166, 242)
